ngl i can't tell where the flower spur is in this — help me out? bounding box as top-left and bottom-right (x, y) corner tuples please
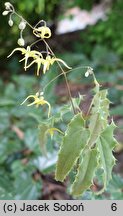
(7, 46), (43, 71)
(26, 55), (72, 76)
(46, 127), (64, 138)
(21, 92), (51, 117)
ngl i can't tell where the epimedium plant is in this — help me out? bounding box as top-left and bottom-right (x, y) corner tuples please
(3, 2), (119, 197)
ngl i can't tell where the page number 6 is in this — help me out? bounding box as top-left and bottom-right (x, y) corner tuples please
(111, 203), (117, 211)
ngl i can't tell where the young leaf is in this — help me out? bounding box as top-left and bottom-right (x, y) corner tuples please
(88, 90), (110, 147)
(97, 122), (118, 193)
(71, 148), (98, 196)
(55, 113), (89, 182)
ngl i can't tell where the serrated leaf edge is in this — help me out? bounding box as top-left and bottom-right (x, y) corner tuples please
(55, 113), (88, 182)
(71, 148), (99, 196)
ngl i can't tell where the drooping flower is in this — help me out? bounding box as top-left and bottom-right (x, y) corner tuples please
(4, 2), (13, 11)
(8, 18), (13, 26)
(2, 2), (14, 15)
(19, 20), (26, 30)
(21, 92), (51, 117)
(26, 55), (72, 76)
(85, 67), (93, 77)
(46, 127), (64, 138)
(17, 38), (25, 46)
(33, 26), (51, 39)
(7, 46), (42, 70)
(2, 10), (10, 15)
(26, 57), (44, 76)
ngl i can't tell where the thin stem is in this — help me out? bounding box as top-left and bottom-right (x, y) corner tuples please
(30, 39), (52, 57)
(85, 99), (93, 117)
(43, 65), (91, 92)
(43, 72), (64, 92)
(30, 38), (42, 47)
(34, 20), (46, 28)
(14, 11), (34, 30)
(20, 29), (23, 38)
(43, 39), (76, 114)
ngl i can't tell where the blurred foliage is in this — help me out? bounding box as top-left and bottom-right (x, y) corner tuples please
(65, 0), (97, 10)
(45, 0), (60, 20)
(68, 46), (123, 108)
(1, 0), (123, 69)
(0, 69), (59, 199)
(74, 0), (123, 56)
(1, 0), (123, 200)
(69, 173), (123, 200)
(0, 47), (123, 199)
(60, 46), (123, 138)
(72, 172), (123, 200)
(96, 173), (123, 200)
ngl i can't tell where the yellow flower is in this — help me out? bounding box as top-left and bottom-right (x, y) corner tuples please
(26, 57), (44, 76)
(26, 55), (72, 76)
(33, 26), (51, 39)
(46, 127), (64, 138)
(21, 92), (51, 117)
(7, 46), (42, 70)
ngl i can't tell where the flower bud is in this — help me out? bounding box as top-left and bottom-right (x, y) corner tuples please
(8, 19), (13, 26)
(85, 71), (89, 77)
(2, 10), (9, 16)
(85, 67), (93, 77)
(17, 38), (25, 46)
(4, 2), (12, 10)
(19, 21), (26, 30)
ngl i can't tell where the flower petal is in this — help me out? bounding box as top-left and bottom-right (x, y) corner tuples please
(27, 101), (37, 106)
(21, 95), (36, 105)
(55, 58), (72, 69)
(7, 48), (25, 58)
(25, 59), (36, 69)
(46, 127), (64, 138)
(44, 100), (51, 118)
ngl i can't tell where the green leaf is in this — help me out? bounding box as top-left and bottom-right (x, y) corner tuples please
(0, 188), (14, 200)
(14, 173), (41, 200)
(71, 148), (98, 196)
(0, 170), (14, 199)
(97, 122), (117, 193)
(0, 136), (22, 164)
(11, 160), (42, 200)
(0, 98), (15, 106)
(88, 90), (110, 146)
(111, 105), (123, 116)
(55, 113), (89, 182)
(72, 94), (84, 112)
(38, 123), (49, 156)
(24, 129), (40, 153)
(33, 152), (57, 174)
(0, 111), (10, 133)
